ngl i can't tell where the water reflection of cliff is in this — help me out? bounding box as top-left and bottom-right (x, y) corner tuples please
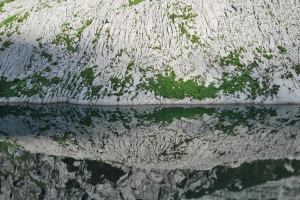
(1, 105), (300, 199)
(1, 140), (300, 200)
(1, 105), (300, 169)
(1, 105), (299, 135)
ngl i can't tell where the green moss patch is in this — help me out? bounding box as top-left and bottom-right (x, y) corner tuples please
(80, 67), (104, 99)
(277, 45), (287, 54)
(0, 12), (29, 37)
(1, 40), (13, 50)
(0, 73), (61, 98)
(0, 14), (18, 29)
(145, 47), (280, 101)
(53, 20), (92, 53)
(41, 51), (53, 62)
(255, 47), (273, 60)
(221, 66), (279, 99)
(293, 64), (300, 75)
(80, 67), (95, 86)
(0, 12), (29, 29)
(109, 62), (135, 99)
(146, 69), (218, 100)
(220, 48), (244, 68)
(168, 3), (202, 45)
(0, 0), (15, 13)
(129, 0), (144, 6)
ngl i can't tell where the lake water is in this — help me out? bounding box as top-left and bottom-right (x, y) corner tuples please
(0, 104), (300, 199)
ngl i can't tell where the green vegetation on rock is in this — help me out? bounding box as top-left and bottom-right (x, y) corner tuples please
(168, 3), (202, 45)
(0, 12), (29, 29)
(53, 23), (75, 52)
(0, 0), (15, 13)
(0, 11), (29, 37)
(1, 40), (13, 50)
(277, 45), (287, 54)
(109, 62), (134, 99)
(53, 20), (92, 53)
(41, 51), (53, 62)
(146, 48), (280, 101)
(80, 67), (104, 99)
(0, 14), (18, 29)
(220, 48), (244, 68)
(168, 5), (197, 22)
(129, 0), (144, 6)
(0, 73), (61, 98)
(255, 47), (273, 60)
(293, 64), (300, 75)
(80, 67), (95, 86)
(146, 69), (218, 100)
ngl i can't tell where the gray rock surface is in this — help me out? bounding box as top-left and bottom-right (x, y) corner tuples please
(0, 0), (300, 105)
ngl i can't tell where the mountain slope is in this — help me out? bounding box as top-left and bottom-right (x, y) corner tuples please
(0, 0), (300, 104)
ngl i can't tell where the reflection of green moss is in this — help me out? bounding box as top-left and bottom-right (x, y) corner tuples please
(141, 107), (216, 124)
(185, 159), (300, 199)
(0, 139), (31, 162)
(0, 140), (15, 153)
(80, 116), (92, 126)
(139, 106), (277, 134)
(0, 104), (287, 136)
(215, 106), (277, 134)
(51, 131), (78, 146)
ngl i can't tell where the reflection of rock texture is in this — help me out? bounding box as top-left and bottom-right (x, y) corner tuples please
(0, 140), (125, 200)
(1, 105), (300, 170)
(1, 0), (300, 104)
(1, 140), (300, 200)
(201, 176), (300, 200)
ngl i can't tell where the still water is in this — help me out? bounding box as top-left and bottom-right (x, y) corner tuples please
(0, 104), (300, 199)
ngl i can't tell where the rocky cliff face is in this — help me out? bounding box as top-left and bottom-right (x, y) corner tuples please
(0, 0), (300, 105)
